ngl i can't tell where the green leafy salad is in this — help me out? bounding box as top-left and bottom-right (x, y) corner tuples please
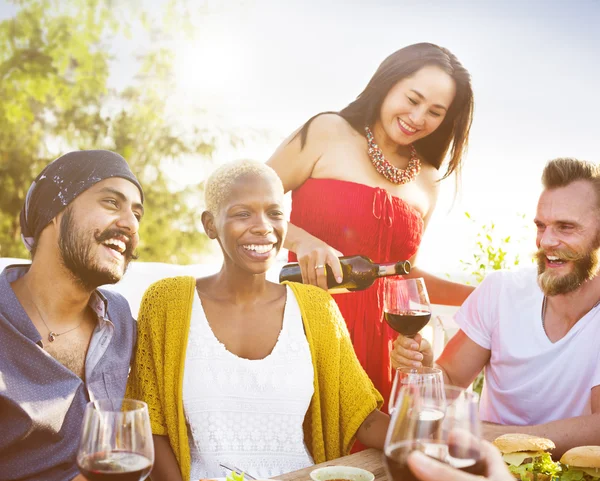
(506, 451), (562, 480)
(493, 433), (560, 481)
(495, 437), (600, 481)
(559, 468), (600, 481)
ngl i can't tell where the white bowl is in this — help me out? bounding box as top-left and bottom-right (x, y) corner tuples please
(309, 466), (375, 481)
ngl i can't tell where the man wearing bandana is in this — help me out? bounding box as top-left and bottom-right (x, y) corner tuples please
(0, 151), (144, 481)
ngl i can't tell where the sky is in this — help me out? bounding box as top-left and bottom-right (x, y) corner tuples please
(2, 0), (599, 274)
(168, 0), (600, 274)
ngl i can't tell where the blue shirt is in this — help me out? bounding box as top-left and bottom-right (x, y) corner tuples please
(0, 265), (137, 481)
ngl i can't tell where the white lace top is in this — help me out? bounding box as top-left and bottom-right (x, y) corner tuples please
(183, 286), (315, 480)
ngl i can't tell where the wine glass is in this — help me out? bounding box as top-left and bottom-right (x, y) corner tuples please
(77, 398), (154, 481)
(383, 277), (431, 338)
(383, 384), (486, 481)
(389, 366), (444, 415)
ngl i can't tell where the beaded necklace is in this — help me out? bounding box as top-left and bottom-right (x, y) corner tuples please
(365, 126), (421, 185)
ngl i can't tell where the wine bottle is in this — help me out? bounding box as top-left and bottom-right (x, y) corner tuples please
(279, 255), (411, 293)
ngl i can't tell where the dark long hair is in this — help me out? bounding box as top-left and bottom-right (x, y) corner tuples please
(297, 43), (474, 180)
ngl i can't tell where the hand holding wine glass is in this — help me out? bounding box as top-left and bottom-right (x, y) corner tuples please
(384, 384), (486, 481)
(77, 399), (154, 481)
(407, 439), (513, 481)
(391, 332), (434, 370)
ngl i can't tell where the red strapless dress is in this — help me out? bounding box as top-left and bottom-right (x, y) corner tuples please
(289, 178), (424, 412)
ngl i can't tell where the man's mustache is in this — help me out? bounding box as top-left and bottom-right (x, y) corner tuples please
(94, 228), (139, 261)
(535, 247), (584, 263)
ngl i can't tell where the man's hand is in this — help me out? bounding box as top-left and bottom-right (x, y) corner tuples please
(71, 475), (88, 481)
(391, 333), (433, 369)
(407, 439), (513, 481)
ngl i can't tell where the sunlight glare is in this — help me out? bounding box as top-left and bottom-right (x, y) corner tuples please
(173, 20), (250, 110)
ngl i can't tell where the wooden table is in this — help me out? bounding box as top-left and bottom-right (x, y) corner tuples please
(277, 449), (387, 481)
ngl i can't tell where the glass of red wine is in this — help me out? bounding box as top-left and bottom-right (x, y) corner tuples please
(389, 366), (444, 415)
(383, 277), (431, 338)
(77, 399), (154, 481)
(384, 384), (486, 481)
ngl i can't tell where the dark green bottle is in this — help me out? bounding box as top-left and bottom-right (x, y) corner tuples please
(279, 255), (411, 293)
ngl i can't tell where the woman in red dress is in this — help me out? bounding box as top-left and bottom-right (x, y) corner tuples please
(267, 43), (475, 413)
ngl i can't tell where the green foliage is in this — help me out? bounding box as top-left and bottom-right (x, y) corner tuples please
(0, 0), (214, 262)
(460, 211), (530, 285)
(458, 211), (533, 396)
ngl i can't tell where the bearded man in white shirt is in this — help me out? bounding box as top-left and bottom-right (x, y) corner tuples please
(391, 157), (600, 457)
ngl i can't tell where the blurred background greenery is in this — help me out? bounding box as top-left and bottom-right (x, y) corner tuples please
(3, 0), (592, 271)
(459, 211), (533, 285)
(0, 0), (230, 262)
(456, 211), (534, 396)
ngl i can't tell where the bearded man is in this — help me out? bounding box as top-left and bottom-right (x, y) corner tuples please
(391, 157), (600, 457)
(0, 151), (144, 481)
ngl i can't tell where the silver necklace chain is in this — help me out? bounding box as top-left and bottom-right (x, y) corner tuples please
(541, 296), (549, 337)
(24, 281), (84, 343)
(541, 295), (600, 337)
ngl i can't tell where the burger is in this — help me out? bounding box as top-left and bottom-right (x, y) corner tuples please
(493, 433), (561, 481)
(560, 446), (600, 481)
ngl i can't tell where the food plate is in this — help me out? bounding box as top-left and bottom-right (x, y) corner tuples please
(310, 466), (375, 481)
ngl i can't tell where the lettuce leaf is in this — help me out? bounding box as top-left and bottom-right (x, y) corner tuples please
(535, 452), (561, 477)
(509, 462), (534, 481)
(507, 453), (561, 480)
(560, 468), (600, 481)
(560, 469), (585, 481)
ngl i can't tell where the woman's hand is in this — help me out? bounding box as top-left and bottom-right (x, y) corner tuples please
(391, 333), (433, 369)
(407, 439), (513, 481)
(295, 238), (344, 291)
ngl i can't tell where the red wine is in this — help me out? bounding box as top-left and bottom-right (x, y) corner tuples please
(384, 310), (431, 336)
(384, 442), (486, 481)
(78, 451), (152, 481)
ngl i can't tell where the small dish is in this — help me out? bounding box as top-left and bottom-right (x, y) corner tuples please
(309, 466), (375, 481)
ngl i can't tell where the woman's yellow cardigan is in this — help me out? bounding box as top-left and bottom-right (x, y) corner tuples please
(126, 277), (383, 481)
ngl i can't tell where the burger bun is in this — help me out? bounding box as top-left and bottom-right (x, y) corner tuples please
(493, 433), (555, 454)
(560, 446), (600, 469)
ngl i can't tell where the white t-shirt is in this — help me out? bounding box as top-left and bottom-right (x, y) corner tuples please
(183, 286), (315, 480)
(454, 267), (600, 425)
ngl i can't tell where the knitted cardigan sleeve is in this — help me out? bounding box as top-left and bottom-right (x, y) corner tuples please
(125, 276), (195, 481)
(285, 282), (384, 463)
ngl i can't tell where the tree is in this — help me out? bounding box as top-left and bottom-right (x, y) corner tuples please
(0, 0), (214, 262)
(107, 47), (216, 263)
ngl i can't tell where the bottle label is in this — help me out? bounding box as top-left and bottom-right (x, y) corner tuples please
(378, 264), (397, 277)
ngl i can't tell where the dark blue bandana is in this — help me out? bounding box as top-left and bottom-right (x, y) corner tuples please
(20, 150), (144, 251)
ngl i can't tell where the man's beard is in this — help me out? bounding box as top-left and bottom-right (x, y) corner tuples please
(536, 235), (600, 296)
(58, 207), (137, 290)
